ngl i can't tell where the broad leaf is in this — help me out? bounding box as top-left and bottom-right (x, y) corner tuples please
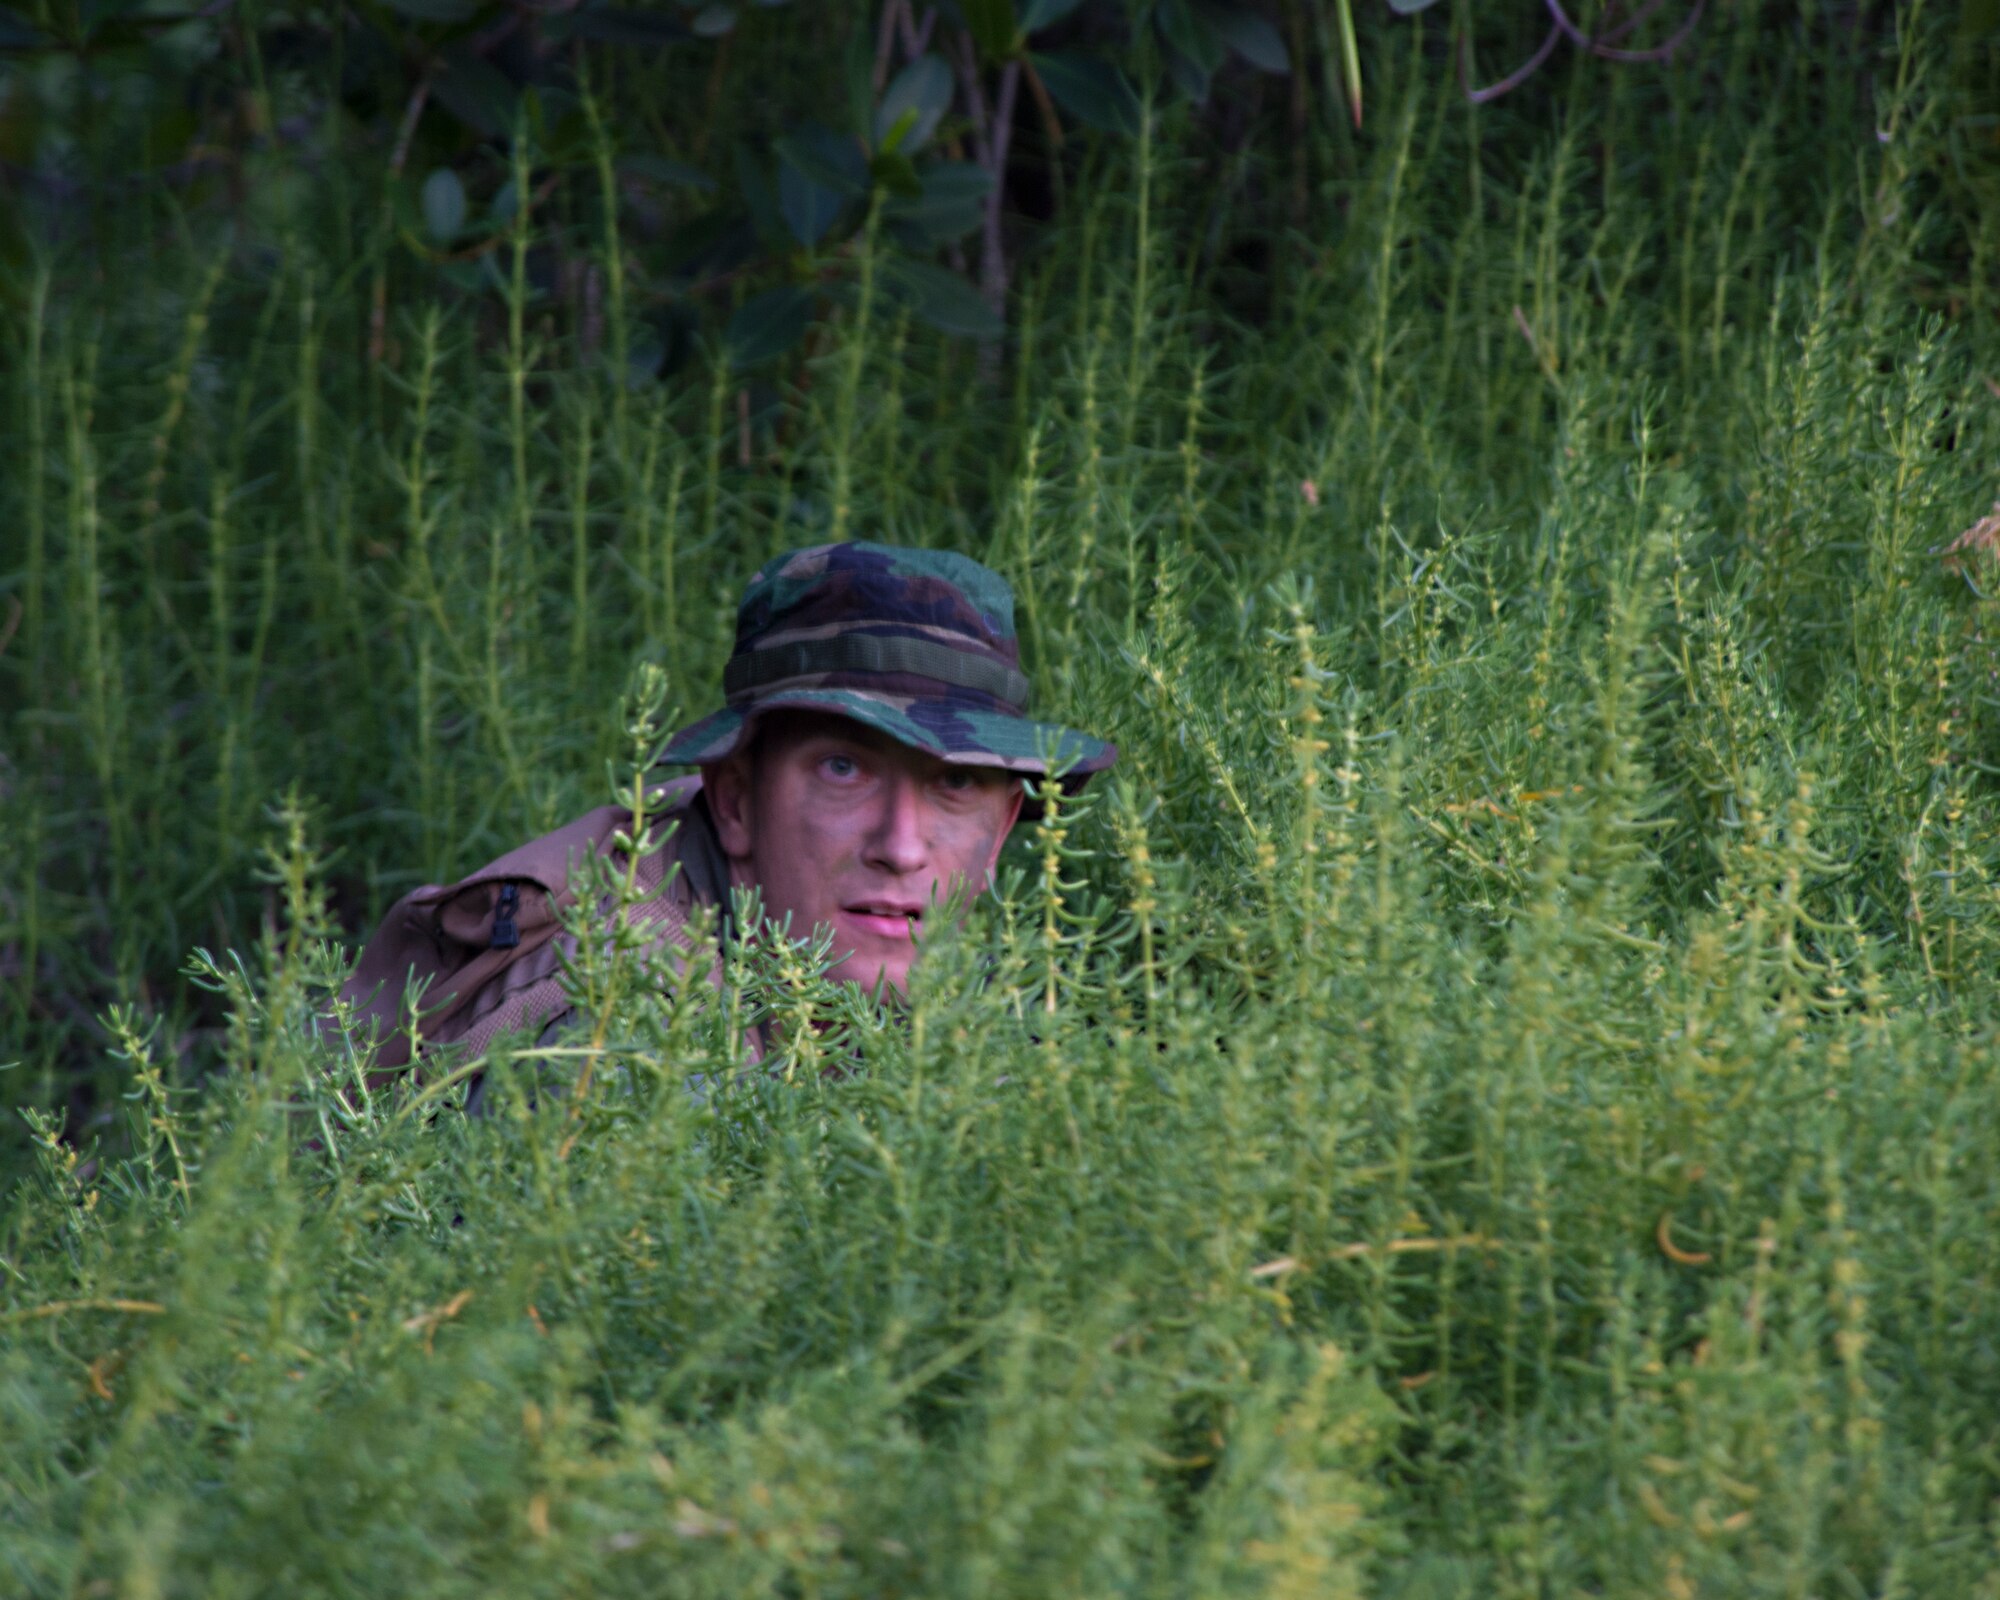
(433, 49), (519, 138)
(379, 0), (479, 23)
(726, 283), (815, 366)
(0, 7), (48, 47)
(885, 259), (1002, 339)
(778, 163), (845, 246)
(644, 299), (702, 378)
(1198, 1), (1288, 72)
(666, 210), (757, 283)
(618, 152), (716, 191)
(960, 0), (1015, 58)
(1019, 0), (1083, 31)
(1165, 47), (1210, 105)
(561, 5), (690, 46)
(883, 160), (991, 243)
(734, 143), (786, 243)
(1155, 0), (1226, 75)
(874, 53), (952, 154)
(691, 2), (735, 35)
(775, 123), (870, 197)
(1028, 51), (1139, 136)
(420, 168), (467, 244)
(870, 148), (924, 198)
(1386, 0), (1441, 11)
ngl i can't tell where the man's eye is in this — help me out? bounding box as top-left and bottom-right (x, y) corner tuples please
(937, 769), (979, 793)
(822, 755), (859, 779)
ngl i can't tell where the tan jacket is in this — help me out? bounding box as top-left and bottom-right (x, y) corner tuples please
(333, 779), (739, 1097)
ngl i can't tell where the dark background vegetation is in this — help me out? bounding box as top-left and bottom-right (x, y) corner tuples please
(6, 0), (1994, 1136)
(11, 2), (2000, 1593)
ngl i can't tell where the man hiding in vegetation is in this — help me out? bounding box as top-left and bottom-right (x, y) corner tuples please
(336, 541), (1115, 1097)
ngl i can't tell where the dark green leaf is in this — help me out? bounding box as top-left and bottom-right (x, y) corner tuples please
(618, 152), (716, 192)
(0, 7), (48, 47)
(1197, 1), (1288, 72)
(1019, 0), (1083, 31)
(775, 124), (870, 198)
(379, 0), (478, 23)
(874, 54), (952, 154)
(734, 143), (786, 244)
(778, 164), (845, 246)
(667, 209), (757, 282)
(885, 259), (1002, 338)
(1155, 0), (1226, 75)
(870, 148), (923, 198)
(877, 107), (920, 154)
(1165, 46), (1210, 105)
(960, 0), (1016, 58)
(1028, 51), (1139, 136)
(1386, 0), (1441, 11)
(78, 0), (153, 25)
(726, 283), (815, 366)
(625, 325), (667, 385)
(436, 258), (494, 294)
(561, 6), (690, 46)
(433, 49), (519, 138)
(883, 160), (991, 243)
(691, 2), (736, 35)
(542, 108), (595, 168)
(421, 168), (467, 244)
(644, 300), (702, 378)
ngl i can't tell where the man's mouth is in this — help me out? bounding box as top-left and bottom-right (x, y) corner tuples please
(841, 902), (923, 941)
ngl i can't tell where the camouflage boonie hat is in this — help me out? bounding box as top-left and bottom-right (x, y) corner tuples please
(655, 541), (1116, 787)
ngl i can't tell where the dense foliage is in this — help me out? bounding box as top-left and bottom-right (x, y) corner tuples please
(10, 2), (2000, 1593)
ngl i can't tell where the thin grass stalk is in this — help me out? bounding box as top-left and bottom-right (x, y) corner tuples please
(699, 350), (728, 565)
(1062, 329), (1105, 650)
(1119, 102), (1154, 459)
(1364, 46), (1420, 477)
(293, 265), (334, 642)
(207, 471), (239, 851)
(657, 439), (686, 677)
(404, 310), (446, 874)
(21, 266), (49, 710)
(568, 397), (596, 699)
(829, 190), (886, 544)
(140, 248), (227, 541)
(631, 396), (666, 641)
(1709, 110), (1775, 373)
(64, 357), (134, 972)
(1001, 413), (1046, 666)
(1109, 780), (1158, 1032)
(1674, 125), (1715, 398)
(582, 77), (630, 462)
(485, 122), (538, 807)
(875, 309), (911, 527)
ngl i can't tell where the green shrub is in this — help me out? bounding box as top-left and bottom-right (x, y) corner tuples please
(8, 5), (2000, 1593)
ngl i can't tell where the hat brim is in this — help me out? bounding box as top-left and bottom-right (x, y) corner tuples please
(653, 688), (1116, 788)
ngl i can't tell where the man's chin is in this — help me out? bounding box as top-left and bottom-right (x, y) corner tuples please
(835, 949), (912, 998)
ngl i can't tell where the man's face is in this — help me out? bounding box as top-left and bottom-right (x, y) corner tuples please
(703, 712), (1025, 994)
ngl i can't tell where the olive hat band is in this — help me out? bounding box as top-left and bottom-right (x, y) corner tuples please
(722, 634), (1031, 712)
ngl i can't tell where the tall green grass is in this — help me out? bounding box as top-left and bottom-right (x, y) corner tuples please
(8, 7), (2000, 1593)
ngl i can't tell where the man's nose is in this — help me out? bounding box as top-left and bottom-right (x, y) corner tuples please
(862, 775), (929, 875)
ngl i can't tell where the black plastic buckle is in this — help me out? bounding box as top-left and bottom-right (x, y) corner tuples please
(491, 882), (520, 949)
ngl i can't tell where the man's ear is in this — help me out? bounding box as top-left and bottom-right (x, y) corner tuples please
(702, 757), (756, 861)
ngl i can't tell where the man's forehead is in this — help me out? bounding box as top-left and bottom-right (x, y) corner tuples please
(757, 709), (1014, 778)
